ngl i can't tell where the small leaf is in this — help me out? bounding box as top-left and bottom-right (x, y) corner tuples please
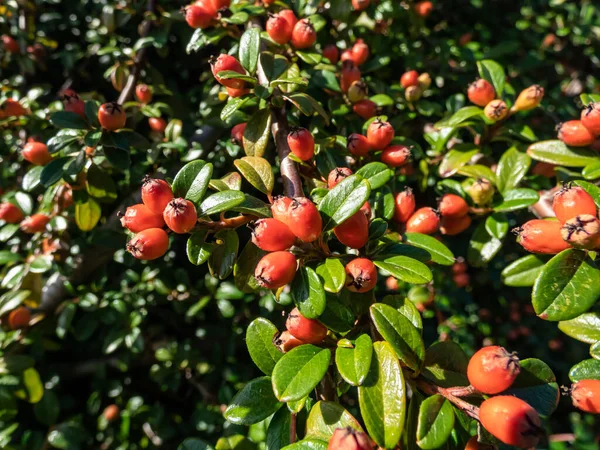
(281, 439), (328, 450)
(421, 342), (469, 388)
(493, 188), (539, 212)
(416, 395), (454, 449)
(234, 157), (274, 195)
(355, 163), (392, 190)
(239, 27), (261, 75)
(335, 334), (373, 386)
(404, 233), (454, 266)
(172, 161), (213, 205)
(501, 255), (546, 287)
(267, 408), (293, 449)
(570, 359), (600, 381)
(50, 111), (89, 129)
(40, 157), (70, 187)
(234, 242), (267, 293)
(477, 59), (505, 95)
(208, 229), (239, 279)
(374, 256), (432, 284)
(306, 401), (364, 441)
(291, 266), (326, 319)
(187, 231), (214, 266)
(527, 140), (598, 167)
(246, 318), (282, 376)
(485, 213), (509, 240)
(318, 175), (371, 231)
(224, 376), (282, 425)
(315, 258), (346, 293)
(438, 145), (479, 177)
(75, 198), (101, 231)
(559, 312), (600, 344)
(199, 190), (246, 216)
(496, 146), (531, 193)
(243, 108), (272, 157)
(467, 221), (502, 267)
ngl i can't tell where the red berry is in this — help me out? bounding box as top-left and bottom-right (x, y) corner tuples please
(453, 272), (470, 288)
(414, 1), (433, 17)
(340, 61), (361, 93)
(516, 219), (571, 254)
(20, 213), (50, 234)
(148, 117), (167, 133)
(251, 218), (296, 251)
(255, 251), (297, 289)
(479, 396), (542, 448)
(440, 215), (471, 235)
(287, 128), (315, 161)
(271, 196), (293, 224)
(393, 188), (416, 223)
(571, 379), (600, 414)
(560, 214), (600, 250)
(467, 346), (520, 394)
(98, 102), (126, 131)
(275, 331), (304, 352)
(291, 19), (316, 49)
(231, 122), (247, 144)
(278, 9), (298, 28)
(558, 120), (596, 147)
(267, 13), (293, 45)
(464, 436), (497, 450)
(209, 0), (231, 11)
(135, 84), (152, 104)
(386, 276), (398, 291)
(341, 49), (353, 63)
(103, 405), (120, 422)
(142, 178), (174, 214)
(347, 133), (371, 157)
(328, 167), (353, 189)
(211, 54), (246, 89)
(345, 258), (377, 293)
(328, 427), (374, 450)
(22, 141), (52, 166)
(353, 100), (377, 120)
(226, 87), (250, 98)
(323, 44), (339, 64)
(163, 198), (197, 233)
(351, 0), (369, 11)
(61, 89), (85, 117)
(0, 202), (24, 224)
(381, 145), (411, 167)
(552, 185), (597, 223)
(1, 35), (19, 54)
(120, 204), (165, 233)
(185, 3), (214, 29)
(452, 260), (467, 274)
(367, 119), (394, 150)
(8, 307), (30, 330)
(286, 307), (327, 343)
(287, 198), (322, 243)
(351, 39), (369, 66)
(406, 207), (440, 235)
(127, 228), (170, 260)
(467, 79), (496, 107)
(400, 70), (419, 89)
(439, 194), (469, 218)
(581, 103), (600, 136)
(334, 211), (369, 249)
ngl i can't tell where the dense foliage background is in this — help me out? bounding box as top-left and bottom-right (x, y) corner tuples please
(1, 0), (600, 448)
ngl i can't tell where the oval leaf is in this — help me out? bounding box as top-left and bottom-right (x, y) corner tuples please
(199, 190), (245, 216)
(373, 256), (432, 284)
(559, 312), (600, 344)
(501, 255), (546, 287)
(527, 140), (598, 167)
(234, 157), (274, 195)
(416, 395), (455, 449)
(291, 266), (326, 319)
(246, 318), (283, 376)
(172, 161), (213, 205)
(404, 233), (454, 266)
(243, 108), (272, 157)
(318, 175), (371, 230)
(335, 334), (373, 386)
(306, 401), (364, 441)
(224, 376), (282, 425)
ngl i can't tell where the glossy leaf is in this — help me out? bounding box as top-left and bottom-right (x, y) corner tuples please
(569, 359), (600, 381)
(477, 59), (505, 95)
(291, 266), (326, 319)
(315, 259), (346, 293)
(527, 140), (598, 167)
(416, 395), (454, 449)
(172, 161), (213, 205)
(381, 295), (423, 332)
(239, 27), (260, 75)
(505, 359), (559, 417)
(496, 146), (531, 193)
(187, 231), (214, 266)
(224, 376), (282, 425)
(306, 401), (364, 441)
(493, 188), (539, 212)
(467, 220), (502, 267)
(404, 233), (454, 266)
(243, 108), (272, 157)
(267, 407), (293, 450)
(501, 255), (546, 287)
(355, 163), (393, 190)
(374, 256), (432, 284)
(75, 198), (101, 231)
(422, 342), (469, 388)
(558, 312), (600, 344)
(199, 190), (246, 216)
(281, 439), (327, 450)
(438, 145), (479, 177)
(318, 174), (371, 230)
(234, 157), (274, 195)
(335, 334), (373, 386)
(246, 318), (282, 376)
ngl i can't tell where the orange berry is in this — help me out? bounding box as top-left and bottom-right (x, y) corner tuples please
(1, 35), (19, 54)
(393, 188), (416, 223)
(558, 120), (596, 147)
(231, 122), (247, 144)
(479, 396), (542, 448)
(323, 44), (339, 64)
(22, 142), (52, 166)
(275, 331), (304, 352)
(61, 89), (85, 117)
(381, 145), (411, 167)
(103, 404), (120, 422)
(267, 13), (293, 45)
(148, 117), (167, 133)
(211, 54), (246, 89)
(345, 258), (377, 293)
(98, 102), (126, 131)
(255, 251), (297, 289)
(571, 379), (600, 414)
(414, 1), (433, 17)
(291, 19), (316, 49)
(127, 228), (169, 260)
(406, 207), (440, 235)
(135, 84), (152, 104)
(120, 204), (165, 233)
(347, 133), (371, 157)
(287, 198), (322, 243)
(185, 3), (215, 29)
(467, 346), (520, 394)
(328, 167), (353, 189)
(581, 102), (600, 136)
(467, 79), (495, 107)
(516, 219), (570, 254)
(440, 215), (471, 235)
(328, 427), (374, 450)
(464, 436), (497, 450)
(0, 202), (24, 224)
(286, 307), (327, 343)
(334, 210), (369, 249)
(163, 198), (197, 234)
(560, 214), (600, 250)
(351, 0), (369, 11)
(141, 178), (174, 214)
(20, 213), (50, 234)
(350, 39), (369, 66)
(552, 185), (597, 223)
(439, 194), (469, 218)
(8, 307), (30, 330)
(340, 61), (361, 93)
(287, 128), (315, 161)
(484, 99), (508, 121)
(353, 100), (377, 120)
(400, 70), (419, 89)
(366, 118), (394, 150)
(251, 218), (296, 251)
(278, 9), (298, 28)
(271, 196), (293, 225)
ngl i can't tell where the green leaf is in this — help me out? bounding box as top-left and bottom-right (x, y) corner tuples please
(370, 303), (425, 372)
(559, 312), (600, 344)
(199, 190), (246, 216)
(267, 408), (293, 450)
(215, 435), (255, 450)
(358, 341), (405, 449)
(438, 145), (479, 177)
(40, 157), (70, 187)
(224, 376), (282, 425)
(493, 188), (538, 212)
(318, 174), (370, 231)
(50, 111), (89, 129)
(501, 255), (546, 287)
(179, 438), (215, 450)
(318, 292), (356, 334)
(477, 59), (505, 95)
(246, 318), (282, 376)
(335, 334), (373, 386)
(374, 256), (432, 284)
(234, 157), (274, 195)
(0, 251), (22, 265)
(421, 342), (469, 388)
(467, 221), (502, 267)
(103, 146), (130, 170)
(259, 53), (290, 82)
(355, 163), (392, 190)
(506, 359), (559, 417)
(295, 51), (322, 65)
(75, 198), (101, 231)
(381, 295), (423, 332)
(496, 146), (531, 193)
(404, 233), (454, 266)
(208, 229), (239, 279)
(187, 231), (214, 266)
(221, 96), (253, 121)
(239, 27), (261, 75)
(285, 93), (330, 124)
(532, 249), (600, 321)
(47, 129), (83, 153)
(437, 107), (482, 128)
(243, 108), (272, 157)
(22, 166), (44, 191)
(215, 70), (257, 84)
(234, 242), (267, 293)
(457, 165), (496, 184)
(86, 164), (117, 200)
(527, 140), (598, 167)
(34, 390), (60, 426)
(570, 359), (600, 381)
(172, 161), (213, 205)
(582, 161), (600, 180)
(232, 194), (272, 218)
(29, 256), (52, 274)
(484, 212), (508, 240)
(315, 258), (346, 293)
(281, 439), (327, 450)
(416, 395), (455, 449)
(272, 345), (331, 402)
(291, 266), (326, 319)
(18, 368), (44, 403)
(306, 401), (364, 441)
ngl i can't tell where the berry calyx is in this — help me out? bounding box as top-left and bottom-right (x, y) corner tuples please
(513, 85), (544, 112)
(366, 118), (394, 150)
(347, 133), (371, 157)
(323, 44), (339, 64)
(120, 204), (166, 233)
(135, 84), (152, 104)
(468, 178), (495, 205)
(353, 100), (377, 120)
(211, 54), (246, 89)
(142, 177), (174, 214)
(327, 427), (374, 450)
(440, 215), (472, 235)
(400, 70), (419, 89)
(148, 117), (167, 133)
(255, 251), (297, 289)
(484, 99), (508, 121)
(231, 122), (247, 145)
(291, 19), (316, 49)
(287, 197), (323, 243)
(334, 210), (369, 249)
(381, 145), (411, 167)
(274, 331), (304, 353)
(22, 141), (52, 166)
(393, 187), (416, 223)
(251, 218), (296, 251)
(439, 193), (469, 218)
(328, 167), (353, 189)
(560, 214), (600, 249)
(98, 102), (126, 131)
(571, 379), (600, 414)
(286, 307), (327, 343)
(266, 13), (293, 45)
(61, 89), (85, 117)
(20, 213), (50, 234)
(345, 258), (377, 293)
(558, 120), (596, 147)
(515, 219), (571, 254)
(163, 198), (197, 233)
(287, 127), (315, 161)
(552, 185), (597, 224)
(479, 396), (542, 448)
(0, 202), (24, 224)
(406, 207), (440, 235)
(126, 228), (170, 260)
(467, 346), (520, 394)
(581, 102), (600, 136)
(8, 307), (30, 330)
(467, 79), (496, 107)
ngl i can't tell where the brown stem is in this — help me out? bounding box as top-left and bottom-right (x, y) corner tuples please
(416, 379), (480, 420)
(198, 214), (254, 229)
(290, 413), (297, 444)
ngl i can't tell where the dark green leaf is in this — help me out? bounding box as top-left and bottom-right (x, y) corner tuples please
(315, 259), (346, 293)
(416, 395), (454, 449)
(477, 60), (505, 95)
(501, 255), (546, 287)
(355, 163), (392, 190)
(224, 376), (282, 425)
(199, 190), (246, 216)
(527, 140), (598, 167)
(318, 174), (370, 231)
(558, 312), (600, 344)
(305, 401), (364, 441)
(50, 111), (88, 129)
(239, 27), (261, 75)
(335, 334), (373, 386)
(374, 256), (432, 284)
(404, 233), (454, 266)
(246, 318), (282, 376)
(173, 161), (213, 205)
(291, 266), (326, 319)
(243, 108), (272, 157)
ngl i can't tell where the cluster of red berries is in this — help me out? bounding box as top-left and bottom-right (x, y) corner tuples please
(210, 53), (250, 98)
(0, 98), (29, 120)
(122, 178), (197, 260)
(266, 10), (317, 50)
(0, 201), (51, 235)
(400, 69), (431, 102)
(516, 185), (600, 254)
(468, 79), (544, 122)
(1, 306), (31, 331)
(61, 89), (129, 133)
(184, 0), (230, 30)
(135, 83), (167, 134)
(275, 307), (327, 352)
(557, 101), (600, 147)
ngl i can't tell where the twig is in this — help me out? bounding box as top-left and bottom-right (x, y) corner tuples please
(290, 413), (297, 444)
(197, 214), (254, 229)
(416, 379), (480, 420)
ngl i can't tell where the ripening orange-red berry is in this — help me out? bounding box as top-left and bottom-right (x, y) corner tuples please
(386, 276), (399, 291)
(0, 202), (24, 224)
(278, 9), (298, 28)
(275, 331), (304, 352)
(148, 117), (167, 133)
(345, 258), (377, 293)
(267, 13), (293, 45)
(163, 198), (197, 233)
(340, 61), (361, 93)
(351, 39), (369, 66)
(120, 204), (165, 233)
(400, 70), (419, 89)
(209, 0), (231, 11)
(467, 79), (496, 107)
(484, 99), (508, 121)
(453, 272), (470, 288)
(271, 196), (293, 224)
(255, 251), (297, 289)
(211, 54), (246, 89)
(142, 177), (174, 214)
(367, 119), (394, 150)
(1, 35), (19, 54)
(341, 49), (353, 63)
(291, 19), (316, 49)
(226, 86), (250, 98)
(20, 213), (50, 234)
(103, 404), (120, 422)
(414, 1), (433, 17)
(328, 167), (353, 189)
(531, 162), (556, 178)
(334, 211), (369, 249)
(22, 142), (52, 166)
(328, 427), (374, 450)
(552, 185), (597, 224)
(479, 396), (542, 448)
(581, 103), (600, 136)
(406, 207), (440, 234)
(347, 133), (371, 157)
(286, 307), (327, 343)
(513, 85), (544, 112)
(361, 201), (371, 219)
(98, 102), (126, 131)
(440, 215), (471, 235)
(439, 194), (469, 218)
(516, 219), (571, 254)
(8, 307), (30, 330)
(251, 218), (296, 251)
(351, 0), (369, 11)
(571, 379), (600, 414)
(353, 99), (377, 120)
(558, 120), (596, 147)
(381, 145), (411, 167)
(286, 197), (322, 242)
(231, 122), (246, 144)
(464, 436), (497, 450)
(560, 214), (600, 250)
(61, 89), (85, 117)
(287, 128), (315, 161)
(185, 3), (215, 29)
(323, 44), (339, 64)
(393, 188), (416, 223)
(135, 84), (152, 104)
(452, 260), (467, 274)
(127, 228), (170, 260)
(467, 346), (520, 394)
